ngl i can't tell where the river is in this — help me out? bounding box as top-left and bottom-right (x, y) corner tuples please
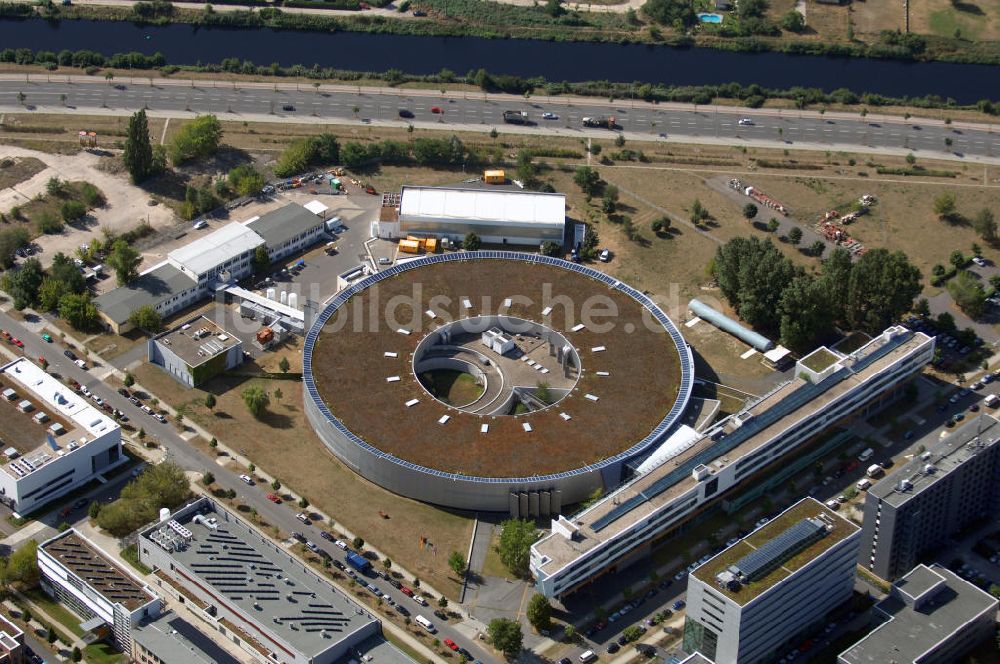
(0, 17), (998, 103)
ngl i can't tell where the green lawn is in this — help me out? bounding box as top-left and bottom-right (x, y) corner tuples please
(24, 588), (84, 638)
(84, 642), (126, 664)
(928, 8), (983, 39)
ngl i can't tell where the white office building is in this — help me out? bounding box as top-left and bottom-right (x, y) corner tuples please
(168, 222), (264, 286)
(38, 529), (161, 653)
(682, 498), (861, 664)
(0, 358), (123, 514)
(379, 185), (566, 246)
(531, 327), (934, 598)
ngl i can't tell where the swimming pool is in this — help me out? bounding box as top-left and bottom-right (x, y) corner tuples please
(697, 12), (723, 22)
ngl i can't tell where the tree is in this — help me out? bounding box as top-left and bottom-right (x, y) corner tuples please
(712, 237), (798, 331)
(72, 647), (82, 662)
(788, 227), (803, 245)
(438, 595), (449, 608)
(781, 8), (805, 31)
(1, 258), (44, 310)
(914, 298), (931, 317)
(58, 293), (99, 331)
(0, 227), (30, 269)
(252, 245), (270, 274)
(573, 166), (601, 196)
(448, 551), (467, 578)
(278, 356), (291, 374)
(382, 557), (392, 571)
(487, 618), (523, 658)
(690, 199), (710, 225)
(204, 393), (216, 410)
(242, 385), (270, 419)
(742, 203), (759, 220)
(526, 593), (552, 632)
(950, 250), (967, 270)
(228, 164), (266, 197)
(933, 192), (957, 221)
(515, 149), (537, 185)
(46, 176), (65, 197)
(540, 240), (561, 257)
(779, 274), (833, 352)
(59, 200), (86, 223)
(107, 239), (141, 286)
(169, 114), (223, 164)
(123, 109), (155, 183)
(948, 270), (987, 318)
(46, 626), (56, 644)
(973, 208), (997, 242)
(544, 0), (564, 16)
(7, 540), (38, 586)
(463, 232), (482, 251)
(845, 249), (923, 333)
(123, 372), (135, 387)
(273, 387), (283, 401)
(128, 305), (163, 332)
(352, 536), (365, 550)
(202, 471), (215, 485)
(767, 217), (780, 233)
(810, 240), (826, 257)
(498, 519), (538, 578)
(642, 0), (696, 26)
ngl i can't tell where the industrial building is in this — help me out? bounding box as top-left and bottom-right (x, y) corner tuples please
(0, 358), (123, 514)
(858, 414), (1000, 582)
(131, 610), (244, 664)
(682, 498), (861, 664)
(96, 203), (326, 333)
(303, 253), (694, 514)
(38, 529), (160, 653)
(139, 497), (383, 664)
(148, 316), (244, 388)
(377, 185), (566, 246)
(838, 564), (998, 664)
(530, 326), (934, 597)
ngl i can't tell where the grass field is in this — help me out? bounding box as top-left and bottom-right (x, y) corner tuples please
(132, 363), (475, 598)
(0, 155), (46, 190)
(914, 0), (1000, 40)
(418, 369), (483, 406)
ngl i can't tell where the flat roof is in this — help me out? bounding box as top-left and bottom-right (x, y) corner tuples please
(154, 316), (240, 368)
(869, 413), (1000, 508)
(168, 223), (263, 276)
(95, 263), (198, 325)
(350, 635), (419, 664)
(41, 530), (155, 611)
(534, 329), (931, 575)
(309, 258), (685, 478)
(132, 611), (243, 664)
(839, 565), (999, 664)
(691, 498), (858, 605)
(0, 358), (118, 476)
(142, 498), (377, 659)
(399, 185), (565, 228)
(245, 202), (323, 250)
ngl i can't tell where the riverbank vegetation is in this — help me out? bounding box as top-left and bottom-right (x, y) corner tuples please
(5, 0), (1000, 67)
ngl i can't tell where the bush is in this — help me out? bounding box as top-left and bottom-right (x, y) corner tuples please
(60, 200), (87, 222)
(168, 114), (223, 164)
(80, 182), (105, 207)
(37, 213), (63, 235)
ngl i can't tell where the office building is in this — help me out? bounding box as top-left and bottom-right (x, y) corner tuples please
(839, 564), (998, 664)
(378, 185), (566, 245)
(0, 358), (123, 514)
(97, 203), (327, 333)
(0, 614), (24, 664)
(38, 529), (160, 653)
(858, 414), (1000, 581)
(139, 497), (382, 664)
(531, 327), (934, 597)
(682, 498), (861, 664)
(131, 610), (244, 664)
(148, 316), (243, 388)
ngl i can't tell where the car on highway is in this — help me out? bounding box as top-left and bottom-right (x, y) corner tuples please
(282, 104), (296, 112)
(738, 117), (754, 126)
(398, 109), (414, 118)
(239, 474), (254, 485)
(266, 493), (282, 503)
(430, 106), (443, 114)
(542, 112), (558, 120)
(63, 349), (77, 361)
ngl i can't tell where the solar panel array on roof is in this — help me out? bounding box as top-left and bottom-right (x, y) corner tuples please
(732, 518), (828, 582)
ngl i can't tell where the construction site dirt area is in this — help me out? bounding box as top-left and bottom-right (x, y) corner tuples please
(310, 259), (685, 478)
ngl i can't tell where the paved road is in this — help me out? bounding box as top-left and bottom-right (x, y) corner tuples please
(4, 75), (1000, 163)
(0, 308), (499, 663)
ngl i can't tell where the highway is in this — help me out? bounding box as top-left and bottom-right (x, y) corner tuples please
(0, 308), (496, 663)
(3, 75), (1000, 162)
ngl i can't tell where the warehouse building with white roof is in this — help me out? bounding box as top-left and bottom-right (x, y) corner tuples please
(380, 185), (566, 246)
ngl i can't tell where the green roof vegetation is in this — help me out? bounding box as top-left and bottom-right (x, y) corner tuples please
(800, 347), (840, 373)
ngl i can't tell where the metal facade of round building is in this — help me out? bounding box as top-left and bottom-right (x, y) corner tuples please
(303, 252), (694, 514)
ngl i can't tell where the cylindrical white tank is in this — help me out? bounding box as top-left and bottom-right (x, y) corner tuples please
(288, 293), (298, 309)
(159, 507), (171, 522)
(280, 291), (288, 304)
(266, 288), (276, 300)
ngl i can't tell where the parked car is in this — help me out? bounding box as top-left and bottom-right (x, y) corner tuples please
(239, 474), (254, 485)
(290, 531), (305, 542)
(117, 388), (130, 397)
(973, 256), (987, 267)
(599, 248), (611, 262)
(74, 359), (87, 370)
(672, 600), (686, 610)
(335, 539), (348, 550)
(320, 531), (333, 541)
(443, 639), (459, 651)
(295, 512), (311, 525)
(266, 493), (282, 503)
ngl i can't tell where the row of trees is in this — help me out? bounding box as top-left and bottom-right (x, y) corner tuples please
(274, 133), (341, 177)
(713, 237), (922, 352)
(337, 135), (471, 172)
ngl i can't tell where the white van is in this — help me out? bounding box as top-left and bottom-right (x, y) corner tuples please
(857, 448), (874, 462)
(985, 394), (999, 408)
(856, 478), (872, 491)
(579, 650), (597, 663)
(414, 615), (436, 634)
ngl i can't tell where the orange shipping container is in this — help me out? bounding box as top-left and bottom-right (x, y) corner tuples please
(399, 239), (421, 254)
